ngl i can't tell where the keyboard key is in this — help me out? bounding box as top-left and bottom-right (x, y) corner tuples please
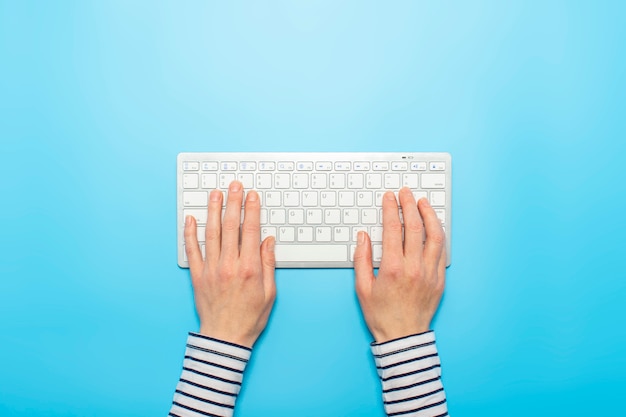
(370, 226), (383, 242)
(352, 226), (368, 242)
(261, 226), (276, 241)
(325, 209), (341, 224)
(353, 162), (370, 171)
(292, 173), (309, 189)
(421, 174), (446, 189)
(219, 173), (236, 188)
(184, 209), (207, 225)
(275, 244), (348, 262)
(434, 209), (446, 224)
(343, 209), (359, 224)
(270, 209), (286, 224)
(306, 209), (323, 224)
(183, 191), (208, 207)
(297, 227), (313, 242)
(237, 173), (254, 189)
(329, 173), (346, 189)
(334, 226), (350, 242)
(183, 161), (199, 171)
(277, 162), (294, 171)
(429, 161), (446, 171)
(311, 173), (327, 189)
(239, 161), (256, 171)
(284, 191), (300, 207)
(392, 161), (408, 171)
(348, 173), (364, 189)
(279, 226), (295, 242)
(259, 161), (275, 171)
(411, 162), (427, 171)
(296, 161), (314, 171)
(274, 173), (290, 189)
(384, 173), (400, 189)
(366, 173), (382, 189)
(201, 174), (217, 189)
(221, 162), (237, 171)
(338, 191), (355, 207)
(183, 174), (199, 189)
(256, 173), (272, 189)
(372, 245), (383, 262)
(316, 227), (332, 242)
(373, 162), (389, 171)
(265, 191), (281, 206)
(316, 161), (332, 171)
(402, 173), (419, 188)
(302, 191), (318, 207)
(288, 209), (304, 224)
(202, 161), (218, 171)
(362, 209), (377, 225)
(334, 161), (351, 171)
(320, 191), (336, 207)
(357, 191), (373, 207)
(430, 191), (446, 206)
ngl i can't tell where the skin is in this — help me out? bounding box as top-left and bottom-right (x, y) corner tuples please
(184, 181), (276, 348)
(353, 187), (446, 343)
(184, 182), (445, 347)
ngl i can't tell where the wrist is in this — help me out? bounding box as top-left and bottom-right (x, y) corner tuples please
(198, 325), (257, 348)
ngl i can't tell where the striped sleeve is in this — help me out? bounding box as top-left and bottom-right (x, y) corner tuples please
(169, 332), (252, 417)
(371, 331), (448, 417)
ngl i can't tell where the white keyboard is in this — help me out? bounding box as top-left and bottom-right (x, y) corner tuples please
(177, 152), (451, 268)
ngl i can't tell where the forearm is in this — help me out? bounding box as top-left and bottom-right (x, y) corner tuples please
(169, 333), (251, 417)
(371, 331), (448, 417)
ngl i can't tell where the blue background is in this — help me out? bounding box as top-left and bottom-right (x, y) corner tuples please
(1, 1), (625, 416)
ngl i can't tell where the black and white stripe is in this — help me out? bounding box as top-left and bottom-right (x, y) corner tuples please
(371, 331), (448, 416)
(170, 333), (251, 417)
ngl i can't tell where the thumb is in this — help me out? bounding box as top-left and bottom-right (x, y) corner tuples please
(353, 231), (374, 299)
(260, 236), (277, 300)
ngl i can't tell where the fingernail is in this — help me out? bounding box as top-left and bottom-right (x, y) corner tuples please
(268, 237), (275, 252)
(185, 215), (193, 226)
(210, 190), (221, 201)
(358, 231), (365, 245)
(230, 181), (241, 192)
(248, 190), (258, 202)
(384, 191), (396, 201)
(421, 198), (431, 208)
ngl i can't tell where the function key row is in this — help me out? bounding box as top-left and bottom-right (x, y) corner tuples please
(182, 161), (446, 172)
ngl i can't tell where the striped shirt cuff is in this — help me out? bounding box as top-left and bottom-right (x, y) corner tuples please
(371, 331), (448, 417)
(169, 333), (252, 417)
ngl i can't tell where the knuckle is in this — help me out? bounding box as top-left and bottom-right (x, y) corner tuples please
(404, 220), (423, 234)
(381, 260), (403, 277)
(241, 221), (260, 235)
(385, 221), (403, 233)
(221, 219), (240, 232)
(239, 263), (259, 279)
(428, 230), (445, 246)
(218, 264), (236, 280)
(205, 229), (220, 242)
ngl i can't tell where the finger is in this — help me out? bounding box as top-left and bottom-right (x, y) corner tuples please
(419, 198), (445, 265)
(437, 243), (447, 293)
(398, 187), (423, 260)
(353, 231), (375, 300)
(183, 215), (203, 278)
(381, 191), (403, 262)
(205, 189), (223, 265)
(240, 190), (262, 263)
(221, 181), (244, 260)
(260, 236), (277, 302)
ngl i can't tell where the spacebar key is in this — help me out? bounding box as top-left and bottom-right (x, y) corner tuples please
(275, 245), (347, 262)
